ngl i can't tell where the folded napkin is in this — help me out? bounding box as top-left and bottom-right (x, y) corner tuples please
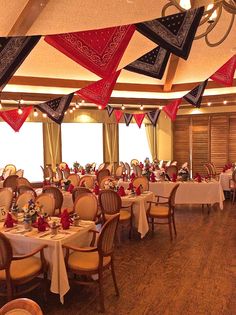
(150, 172), (156, 182)
(127, 182), (134, 190)
(194, 173), (202, 183)
(136, 185), (141, 196)
(67, 183), (74, 193)
(93, 183), (100, 195)
(4, 213), (16, 228)
(60, 209), (73, 229)
(81, 169), (85, 175)
(172, 173), (177, 182)
(139, 162), (144, 169)
(33, 216), (50, 232)
(117, 186), (126, 197)
(130, 173), (136, 181)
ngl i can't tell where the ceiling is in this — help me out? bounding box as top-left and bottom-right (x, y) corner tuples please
(0, 0), (235, 108)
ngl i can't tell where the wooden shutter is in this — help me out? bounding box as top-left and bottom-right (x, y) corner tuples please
(173, 116), (190, 168)
(229, 115), (236, 163)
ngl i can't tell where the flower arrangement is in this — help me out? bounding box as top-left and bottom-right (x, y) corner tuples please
(61, 179), (71, 191)
(104, 179), (118, 191)
(85, 163), (93, 174)
(142, 157), (152, 180)
(178, 166), (190, 181)
(21, 199), (42, 223)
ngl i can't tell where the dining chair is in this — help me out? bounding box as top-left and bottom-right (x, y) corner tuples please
(67, 174), (80, 187)
(63, 169), (71, 179)
(99, 176), (115, 189)
(132, 176), (149, 191)
(0, 188), (13, 216)
(230, 169), (236, 204)
(97, 163), (106, 172)
(124, 162), (131, 177)
(133, 165), (142, 177)
(17, 185), (37, 198)
(3, 164), (16, 176)
(97, 169), (110, 185)
(40, 165), (50, 182)
(42, 186), (63, 215)
(115, 165), (124, 178)
(15, 169), (24, 177)
(79, 175), (95, 189)
(209, 162), (220, 180)
(166, 165), (178, 179)
(72, 187), (92, 203)
(16, 191), (36, 209)
(73, 193), (98, 221)
(63, 213), (120, 313)
(35, 193), (56, 216)
(0, 298), (43, 315)
(130, 159), (139, 166)
(3, 169), (11, 179)
(56, 165), (63, 181)
(106, 163), (113, 174)
(0, 232), (48, 301)
(3, 175), (19, 195)
(147, 184), (180, 240)
(16, 177), (33, 189)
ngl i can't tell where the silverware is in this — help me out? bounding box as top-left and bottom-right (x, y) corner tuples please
(38, 231), (51, 238)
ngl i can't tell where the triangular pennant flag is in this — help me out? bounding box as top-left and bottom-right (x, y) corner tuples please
(76, 70), (121, 109)
(163, 98), (182, 121)
(0, 106), (32, 132)
(136, 7), (204, 60)
(114, 110), (123, 123)
(45, 25), (135, 78)
(124, 46), (170, 79)
(183, 80), (208, 107)
(146, 109), (161, 126)
(124, 113), (133, 126)
(36, 93), (74, 124)
(210, 55), (236, 87)
(0, 36), (41, 90)
(134, 113), (145, 128)
(107, 105), (114, 117)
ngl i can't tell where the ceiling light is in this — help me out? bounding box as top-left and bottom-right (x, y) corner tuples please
(223, 100), (227, 104)
(18, 106), (23, 115)
(81, 100), (85, 104)
(33, 109), (38, 117)
(179, 0), (191, 10)
(207, 102), (212, 106)
(42, 113), (47, 118)
(121, 104), (125, 110)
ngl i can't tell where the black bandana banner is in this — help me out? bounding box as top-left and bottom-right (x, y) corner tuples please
(0, 36), (41, 90)
(124, 113), (133, 126)
(124, 46), (170, 79)
(107, 105), (114, 117)
(36, 93), (74, 124)
(146, 109), (161, 126)
(183, 80), (208, 107)
(136, 7), (204, 60)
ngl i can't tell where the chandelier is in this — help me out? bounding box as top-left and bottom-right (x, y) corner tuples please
(162, 0), (236, 47)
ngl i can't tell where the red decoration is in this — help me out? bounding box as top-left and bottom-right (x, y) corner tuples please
(133, 113), (145, 128)
(45, 25), (135, 78)
(117, 186), (126, 197)
(163, 98), (182, 121)
(75, 70), (121, 109)
(33, 216), (50, 232)
(4, 213), (16, 228)
(130, 173), (136, 181)
(128, 182), (134, 190)
(194, 173), (202, 183)
(139, 162), (144, 169)
(114, 110), (123, 123)
(93, 183), (100, 195)
(81, 169), (85, 175)
(135, 185), (141, 196)
(60, 209), (73, 230)
(210, 55), (236, 87)
(67, 184), (74, 193)
(150, 172), (156, 182)
(172, 173), (177, 182)
(0, 106), (32, 132)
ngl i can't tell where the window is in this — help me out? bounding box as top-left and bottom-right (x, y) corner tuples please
(61, 123), (103, 168)
(119, 123), (151, 164)
(0, 122), (43, 181)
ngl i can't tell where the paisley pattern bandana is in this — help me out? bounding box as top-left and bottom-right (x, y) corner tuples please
(210, 55), (236, 87)
(146, 109), (161, 126)
(163, 98), (182, 121)
(183, 80), (208, 107)
(45, 25), (135, 78)
(36, 93), (74, 124)
(125, 46), (170, 79)
(124, 113), (133, 126)
(76, 70), (121, 109)
(0, 106), (32, 132)
(0, 36), (41, 90)
(136, 7), (204, 60)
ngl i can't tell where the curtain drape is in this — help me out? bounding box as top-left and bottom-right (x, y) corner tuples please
(103, 123), (118, 169)
(43, 122), (62, 171)
(145, 124), (158, 160)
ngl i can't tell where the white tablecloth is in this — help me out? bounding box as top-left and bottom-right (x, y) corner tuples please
(0, 222), (95, 303)
(119, 180), (225, 210)
(219, 171), (232, 191)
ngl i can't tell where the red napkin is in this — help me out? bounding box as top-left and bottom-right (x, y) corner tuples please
(74, 168), (78, 173)
(43, 179), (51, 186)
(60, 209), (72, 229)
(67, 184), (74, 193)
(95, 169), (98, 175)
(81, 169), (85, 175)
(130, 173), (136, 181)
(172, 173), (177, 182)
(33, 216), (49, 232)
(4, 213), (16, 228)
(136, 185), (141, 196)
(117, 186), (126, 197)
(139, 162), (144, 169)
(195, 173), (202, 183)
(128, 182), (134, 190)
(150, 172), (156, 182)
(93, 183), (100, 195)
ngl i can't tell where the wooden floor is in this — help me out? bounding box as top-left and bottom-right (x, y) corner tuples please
(1, 201), (236, 315)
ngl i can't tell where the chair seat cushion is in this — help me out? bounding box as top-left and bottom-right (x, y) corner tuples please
(68, 251), (111, 271)
(149, 205), (169, 216)
(120, 210), (131, 221)
(0, 256), (42, 281)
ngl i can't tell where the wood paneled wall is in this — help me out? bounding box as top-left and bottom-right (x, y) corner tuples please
(173, 113), (236, 175)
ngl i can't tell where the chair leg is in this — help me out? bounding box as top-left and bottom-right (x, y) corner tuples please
(172, 215), (177, 236)
(98, 270), (105, 313)
(233, 190), (236, 204)
(110, 260), (119, 297)
(6, 281), (13, 301)
(168, 218), (173, 241)
(129, 217), (133, 239)
(151, 218), (154, 234)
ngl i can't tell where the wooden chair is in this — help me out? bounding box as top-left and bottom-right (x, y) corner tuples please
(0, 188), (13, 216)
(3, 164), (16, 176)
(133, 165), (142, 177)
(72, 187), (92, 203)
(16, 177), (33, 189)
(74, 193), (98, 221)
(132, 176), (149, 191)
(42, 186), (63, 215)
(124, 162), (131, 177)
(16, 191), (36, 209)
(15, 169), (24, 177)
(130, 159), (139, 166)
(40, 165), (50, 182)
(97, 163), (106, 172)
(147, 184), (180, 240)
(79, 175), (95, 189)
(17, 185), (37, 198)
(56, 166), (63, 181)
(97, 169), (110, 185)
(106, 163), (113, 174)
(0, 232), (48, 301)
(63, 169), (71, 179)
(0, 298), (43, 315)
(67, 174), (80, 187)
(166, 165), (178, 179)
(3, 175), (19, 195)
(230, 169), (236, 204)
(35, 193), (56, 216)
(209, 162), (220, 180)
(99, 176), (116, 189)
(115, 165), (124, 178)
(63, 213), (120, 312)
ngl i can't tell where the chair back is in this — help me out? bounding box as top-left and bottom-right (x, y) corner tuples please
(35, 193), (55, 216)
(97, 213), (120, 256)
(130, 159), (139, 166)
(106, 163), (113, 174)
(97, 169), (110, 185)
(99, 190), (121, 217)
(99, 176), (116, 189)
(3, 169), (11, 179)
(0, 232), (12, 271)
(42, 186), (63, 213)
(97, 163), (106, 172)
(0, 188), (13, 214)
(40, 165), (48, 181)
(168, 184), (180, 210)
(115, 165), (124, 178)
(16, 191), (36, 209)
(166, 165), (178, 178)
(133, 165), (142, 177)
(132, 176), (149, 191)
(4, 164), (16, 176)
(74, 193), (98, 221)
(56, 166), (63, 181)
(15, 169), (24, 177)
(204, 164), (211, 177)
(46, 165), (54, 181)
(67, 174), (80, 187)
(171, 161), (177, 166)
(124, 162), (131, 176)
(63, 169), (71, 179)
(79, 175), (95, 189)
(72, 187), (92, 202)
(232, 169), (236, 183)
(16, 177), (32, 188)
(17, 185), (37, 198)
(0, 298), (43, 315)
(3, 175), (19, 192)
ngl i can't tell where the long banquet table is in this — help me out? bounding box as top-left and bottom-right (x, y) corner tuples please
(219, 171), (232, 191)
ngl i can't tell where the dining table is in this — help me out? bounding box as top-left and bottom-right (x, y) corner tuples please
(0, 220), (95, 304)
(219, 170), (232, 191)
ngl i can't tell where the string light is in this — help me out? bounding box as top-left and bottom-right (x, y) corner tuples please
(69, 108), (73, 113)
(64, 111), (67, 115)
(223, 100), (227, 105)
(75, 100), (80, 109)
(33, 108), (38, 117)
(98, 105), (102, 110)
(42, 113), (47, 118)
(73, 106), (76, 111)
(18, 106), (23, 115)
(140, 105), (144, 110)
(121, 104), (125, 110)
(207, 102), (212, 106)
(159, 106), (163, 110)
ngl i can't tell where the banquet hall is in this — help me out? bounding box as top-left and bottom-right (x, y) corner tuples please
(0, 1), (235, 314)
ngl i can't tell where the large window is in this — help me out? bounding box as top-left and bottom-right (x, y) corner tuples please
(61, 123), (103, 168)
(0, 122), (43, 181)
(119, 123), (151, 164)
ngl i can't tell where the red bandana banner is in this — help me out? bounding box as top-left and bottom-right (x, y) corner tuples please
(0, 106), (32, 132)
(114, 110), (123, 123)
(45, 25), (135, 78)
(76, 70), (121, 109)
(163, 99), (182, 121)
(134, 113), (145, 128)
(210, 55), (236, 87)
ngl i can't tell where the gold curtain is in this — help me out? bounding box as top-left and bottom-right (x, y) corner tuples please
(103, 123), (118, 168)
(145, 124), (158, 160)
(43, 122), (62, 171)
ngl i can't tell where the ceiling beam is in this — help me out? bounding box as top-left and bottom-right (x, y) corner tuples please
(8, 0), (49, 36)
(163, 54), (180, 92)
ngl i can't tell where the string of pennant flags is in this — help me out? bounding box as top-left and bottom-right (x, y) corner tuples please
(0, 6), (235, 131)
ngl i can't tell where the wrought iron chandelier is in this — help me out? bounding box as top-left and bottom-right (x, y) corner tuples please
(162, 0), (236, 47)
